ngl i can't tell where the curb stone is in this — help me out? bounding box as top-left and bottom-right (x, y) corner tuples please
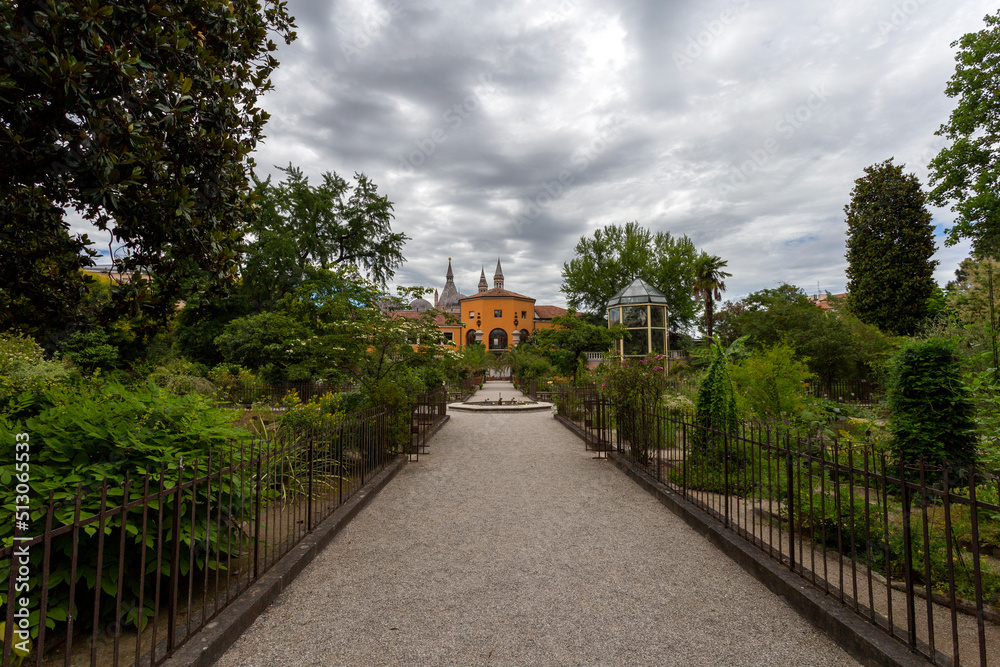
(160, 456), (408, 667)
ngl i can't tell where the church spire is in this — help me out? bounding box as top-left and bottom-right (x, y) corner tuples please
(446, 257), (454, 280)
(493, 258), (504, 290)
(478, 267), (488, 293)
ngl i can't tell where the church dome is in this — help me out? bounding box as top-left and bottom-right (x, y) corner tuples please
(409, 298), (433, 312)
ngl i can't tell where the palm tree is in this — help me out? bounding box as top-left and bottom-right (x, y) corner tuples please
(691, 253), (732, 341)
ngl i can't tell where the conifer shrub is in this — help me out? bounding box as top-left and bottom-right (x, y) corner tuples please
(888, 338), (977, 472)
(693, 339), (739, 464)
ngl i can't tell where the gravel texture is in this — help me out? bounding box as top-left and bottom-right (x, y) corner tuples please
(217, 384), (859, 666)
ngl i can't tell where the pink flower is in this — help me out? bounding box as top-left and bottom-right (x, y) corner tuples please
(653, 366), (663, 371)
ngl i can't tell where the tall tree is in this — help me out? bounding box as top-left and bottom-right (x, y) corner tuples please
(718, 284), (892, 384)
(535, 309), (623, 379)
(0, 0), (296, 330)
(691, 252), (731, 341)
(845, 159), (938, 336)
(0, 192), (97, 341)
(945, 255), (1000, 327)
(243, 165), (407, 309)
(927, 11), (1000, 257)
(560, 221), (699, 329)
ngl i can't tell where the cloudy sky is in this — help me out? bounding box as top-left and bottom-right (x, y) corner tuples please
(86, 0), (997, 308)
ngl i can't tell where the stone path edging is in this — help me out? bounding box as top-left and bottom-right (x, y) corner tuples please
(606, 450), (931, 667)
(160, 456), (408, 667)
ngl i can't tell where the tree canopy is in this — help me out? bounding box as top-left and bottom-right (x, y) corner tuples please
(928, 10), (1000, 257)
(0, 0), (297, 330)
(945, 254), (1000, 327)
(0, 195), (97, 341)
(242, 165), (406, 310)
(560, 221), (699, 329)
(715, 284), (892, 384)
(845, 159), (937, 336)
(535, 309), (623, 378)
(213, 268), (445, 385)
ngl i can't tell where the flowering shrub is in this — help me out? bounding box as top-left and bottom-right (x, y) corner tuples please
(0, 334), (69, 380)
(279, 391), (348, 432)
(602, 355), (669, 463)
(0, 334), (71, 419)
(209, 363), (263, 402)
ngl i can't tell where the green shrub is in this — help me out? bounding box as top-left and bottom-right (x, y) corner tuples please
(214, 311), (312, 382)
(0, 334), (72, 420)
(731, 343), (815, 421)
(417, 365), (445, 392)
(363, 372), (421, 450)
(60, 328), (120, 372)
(888, 338), (978, 471)
(149, 358), (216, 397)
(693, 338), (740, 466)
(602, 356), (669, 464)
(0, 381), (251, 638)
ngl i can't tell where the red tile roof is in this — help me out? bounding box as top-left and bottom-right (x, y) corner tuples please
(460, 288), (534, 301)
(391, 312), (454, 326)
(810, 293), (847, 311)
(534, 305), (569, 319)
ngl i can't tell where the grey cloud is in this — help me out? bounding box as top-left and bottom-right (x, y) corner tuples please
(77, 0), (1000, 314)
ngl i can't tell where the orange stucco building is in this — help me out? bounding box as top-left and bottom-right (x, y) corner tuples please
(401, 259), (567, 350)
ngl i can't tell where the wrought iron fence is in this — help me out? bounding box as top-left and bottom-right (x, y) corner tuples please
(446, 378), (477, 403)
(211, 381), (357, 408)
(409, 388), (449, 462)
(810, 379), (884, 406)
(560, 387), (1000, 666)
(1, 404), (405, 667)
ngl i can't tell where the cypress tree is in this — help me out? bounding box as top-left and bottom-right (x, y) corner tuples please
(845, 159), (938, 336)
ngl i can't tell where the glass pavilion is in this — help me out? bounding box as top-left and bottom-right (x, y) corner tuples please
(606, 278), (669, 358)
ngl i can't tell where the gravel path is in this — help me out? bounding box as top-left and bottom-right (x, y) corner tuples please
(217, 385), (859, 666)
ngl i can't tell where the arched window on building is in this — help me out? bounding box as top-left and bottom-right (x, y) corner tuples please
(488, 328), (507, 351)
(519, 329), (530, 344)
(466, 330), (478, 347)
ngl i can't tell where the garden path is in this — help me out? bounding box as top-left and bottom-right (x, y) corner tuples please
(217, 383), (859, 666)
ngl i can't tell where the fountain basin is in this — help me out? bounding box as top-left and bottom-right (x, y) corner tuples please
(448, 400), (554, 413)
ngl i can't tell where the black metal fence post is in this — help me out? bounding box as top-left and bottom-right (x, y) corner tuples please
(723, 426), (730, 529)
(969, 471), (989, 666)
(307, 432), (314, 532)
(899, 459), (917, 649)
(785, 435), (795, 573)
(253, 454), (262, 581)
